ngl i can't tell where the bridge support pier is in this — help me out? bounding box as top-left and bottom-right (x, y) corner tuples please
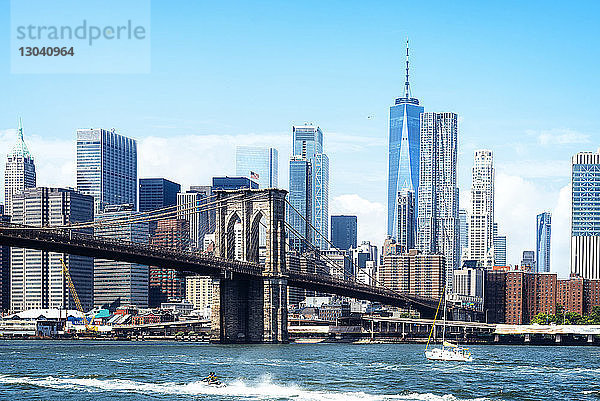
(210, 276), (288, 344)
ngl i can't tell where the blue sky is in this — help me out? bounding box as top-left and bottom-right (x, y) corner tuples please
(1, 0), (599, 276)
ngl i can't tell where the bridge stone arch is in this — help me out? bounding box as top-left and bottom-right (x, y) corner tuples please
(212, 188), (288, 343)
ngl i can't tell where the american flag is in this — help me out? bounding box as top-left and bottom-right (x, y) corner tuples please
(250, 171), (259, 180)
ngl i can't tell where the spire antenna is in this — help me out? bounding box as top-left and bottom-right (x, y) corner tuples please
(404, 38), (411, 99)
(17, 117), (24, 140)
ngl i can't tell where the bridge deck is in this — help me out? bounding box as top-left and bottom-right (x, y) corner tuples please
(0, 225), (440, 313)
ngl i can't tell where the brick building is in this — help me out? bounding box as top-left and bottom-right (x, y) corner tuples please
(557, 277), (584, 315)
(485, 270), (600, 324)
(378, 247), (445, 299)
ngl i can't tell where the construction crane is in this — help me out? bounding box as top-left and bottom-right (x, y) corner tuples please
(60, 258), (96, 332)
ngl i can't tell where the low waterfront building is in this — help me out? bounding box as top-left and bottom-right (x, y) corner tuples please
(484, 269), (600, 324)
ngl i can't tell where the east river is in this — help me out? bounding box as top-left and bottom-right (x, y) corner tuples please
(0, 341), (598, 400)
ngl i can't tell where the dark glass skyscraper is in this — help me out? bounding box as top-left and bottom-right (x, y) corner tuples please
(331, 215), (357, 250)
(387, 42), (424, 239)
(139, 178), (181, 212)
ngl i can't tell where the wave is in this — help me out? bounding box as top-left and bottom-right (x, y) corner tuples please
(0, 374), (489, 401)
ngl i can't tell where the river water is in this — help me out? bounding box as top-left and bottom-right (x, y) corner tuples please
(0, 341), (598, 400)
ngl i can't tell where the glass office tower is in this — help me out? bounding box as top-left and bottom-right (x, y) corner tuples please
(331, 215), (357, 251)
(235, 146), (279, 188)
(536, 212), (551, 273)
(288, 156), (312, 254)
(76, 128), (137, 214)
(139, 178), (181, 212)
(387, 43), (424, 239)
(291, 124), (329, 250)
(571, 150), (600, 279)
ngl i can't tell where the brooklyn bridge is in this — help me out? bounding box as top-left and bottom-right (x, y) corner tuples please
(0, 188), (441, 344)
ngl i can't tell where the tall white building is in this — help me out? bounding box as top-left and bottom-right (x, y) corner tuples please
(416, 112), (460, 290)
(94, 205), (149, 308)
(465, 150), (495, 268)
(5, 118), (36, 216)
(176, 190), (211, 250)
(76, 128), (137, 214)
(458, 209), (468, 259)
(571, 150), (600, 279)
(10, 188), (94, 312)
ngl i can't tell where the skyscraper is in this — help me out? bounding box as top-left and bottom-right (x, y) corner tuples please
(292, 124), (329, 250)
(5, 118), (36, 216)
(10, 188), (94, 312)
(235, 146), (279, 188)
(493, 223), (507, 267)
(288, 156), (312, 254)
(387, 41), (424, 240)
(397, 189), (416, 251)
(76, 128), (137, 214)
(149, 219), (190, 306)
(521, 251), (535, 271)
(94, 205), (149, 308)
(465, 150), (495, 268)
(536, 212), (551, 273)
(571, 150), (600, 279)
(139, 178), (181, 212)
(177, 190), (210, 250)
(459, 209), (468, 259)
(331, 215), (357, 251)
(416, 112), (459, 290)
(0, 209), (10, 312)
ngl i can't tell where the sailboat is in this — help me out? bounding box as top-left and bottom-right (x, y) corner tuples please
(424, 287), (473, 362)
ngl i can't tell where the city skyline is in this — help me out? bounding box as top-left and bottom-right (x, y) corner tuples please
(2, 2), (599, 276)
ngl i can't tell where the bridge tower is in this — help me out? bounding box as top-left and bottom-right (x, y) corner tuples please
(211, 188), (288, 343)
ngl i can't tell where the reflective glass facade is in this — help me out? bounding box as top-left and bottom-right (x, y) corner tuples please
(387, 99), (423, 239)
(288, 157), (312, 254)
(292, 125), (329, 250)
(76, 128), (137, 214)
(331, 215), (357, 251)
(139, 178), (180, 212)
(536, 212), (551, 273)
(235, 146), (278, 188)
(571, 151), (600, 279)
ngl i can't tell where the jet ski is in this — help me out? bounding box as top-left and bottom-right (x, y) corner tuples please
(201, 375), (226, 388)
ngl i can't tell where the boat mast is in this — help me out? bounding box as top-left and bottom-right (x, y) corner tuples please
(442, 285), (447, 345)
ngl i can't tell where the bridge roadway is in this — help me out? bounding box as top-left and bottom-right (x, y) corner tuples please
(0, 225), (439, 313)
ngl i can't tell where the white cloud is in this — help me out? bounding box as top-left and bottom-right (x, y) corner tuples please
(496, 159), (571, 179)
(330, 194), (386, 247)
(494, 172), (570, 276)
(138, 133), (290, 190)
(532, 128), (591, 146)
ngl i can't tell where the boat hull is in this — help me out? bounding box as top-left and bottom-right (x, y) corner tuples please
(425, 348), (473, 362)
